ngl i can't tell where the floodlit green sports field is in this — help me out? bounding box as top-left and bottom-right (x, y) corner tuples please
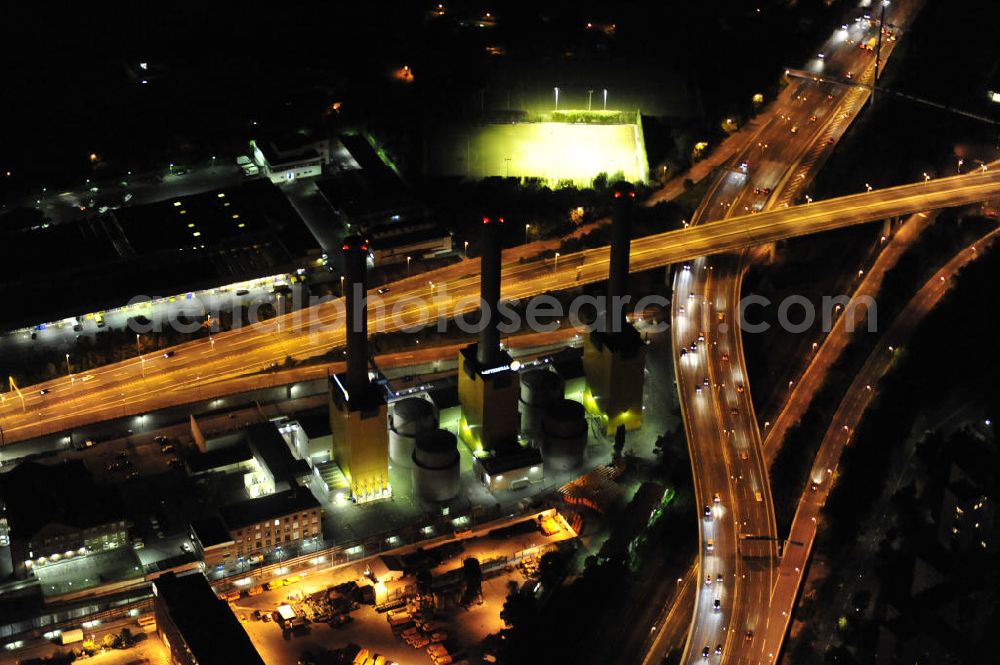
(442, 119), (648, 186)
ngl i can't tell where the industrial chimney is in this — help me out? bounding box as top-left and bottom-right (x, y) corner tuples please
(457, 214), (520, 453)
(342, 235), (370, 394)
(329, 234), (390, 503)
(581, 182), (646, 436)
(476, 216), (503, 367)
(606, 182), (635, 332)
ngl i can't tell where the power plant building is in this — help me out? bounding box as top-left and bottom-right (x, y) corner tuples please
(329, 236), (390, 502)
(457, 216), (520, 453)
(583, 184), (646, 434)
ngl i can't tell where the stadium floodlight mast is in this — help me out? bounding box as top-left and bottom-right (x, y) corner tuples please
(554, 87), (560, 110)
(603, 88), (608, 110)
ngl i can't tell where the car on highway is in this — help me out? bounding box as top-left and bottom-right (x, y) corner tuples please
(236, 289), (250, 296)
(705, 575), (712, 586)
(702, 647), (710, 658)
(39, 388), (50, 395)
(704, 505), (712, 518)
(716, 574), (724, 584)
(713, 492), (721, 503)
(695, 385), (702, 394)
(735, 384), (744, 393)
(721, 353), (730, 362)
(713, 599), (721, 611)
(715, 644), (723, 655)
(702, 377), (710, 386)
(706, 539), (714, 551)
(811, 482), (819, 491)
(377, 287), (391, 294)
(809, 114), (818, 122)
(689, 342), (697, 352)
(163, 350), (176, 358)
(730, 407), (739, 416)
(745, 631), (754, 642)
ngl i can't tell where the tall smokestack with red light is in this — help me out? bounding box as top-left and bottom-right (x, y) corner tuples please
(582, 181), (645, 436)
(606, 182), (636, 332)
(343, 235), (370, 394)
(477, 215), (503, 367)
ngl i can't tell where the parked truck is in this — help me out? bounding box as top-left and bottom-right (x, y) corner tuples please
(60, 628), (84, 645)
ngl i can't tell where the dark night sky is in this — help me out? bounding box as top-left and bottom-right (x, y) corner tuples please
(0, 0), (903, 193)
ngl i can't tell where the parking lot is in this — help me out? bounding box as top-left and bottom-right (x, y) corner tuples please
(0, 629), (169, 665)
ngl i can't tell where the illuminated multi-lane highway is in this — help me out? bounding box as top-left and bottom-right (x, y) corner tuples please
(670, 6), (917, 664)
(3, 161), (999, 445)
(757, 226), (1000, 665)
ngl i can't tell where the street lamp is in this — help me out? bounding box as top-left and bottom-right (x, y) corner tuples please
(923, 172), (931, 182)
(554, 87), (560, 111)
(524, 224), (530, 244)
(406, 255), (412, 277)
(554, 252), (560, 272)
(865, 183), (873, 192)
(588, 89), (594, 111)
(602, 88), (608, 110)
(957, 158), (964, 174)
(340, 274), (345, 296)
(464, 240), (469, 258)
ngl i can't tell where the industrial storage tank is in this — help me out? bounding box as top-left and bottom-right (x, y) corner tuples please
(412, 429), (461, 502)
(518, 368), (565, 440)
(541, 399), (587, 472)
(389, 397), (438, 468)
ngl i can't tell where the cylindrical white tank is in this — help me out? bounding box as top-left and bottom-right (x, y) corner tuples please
(389, 397), (438, 468)
(412, 429), (461, 502)
(518, 369), (565, 439)
(541, 399), (587, 472)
